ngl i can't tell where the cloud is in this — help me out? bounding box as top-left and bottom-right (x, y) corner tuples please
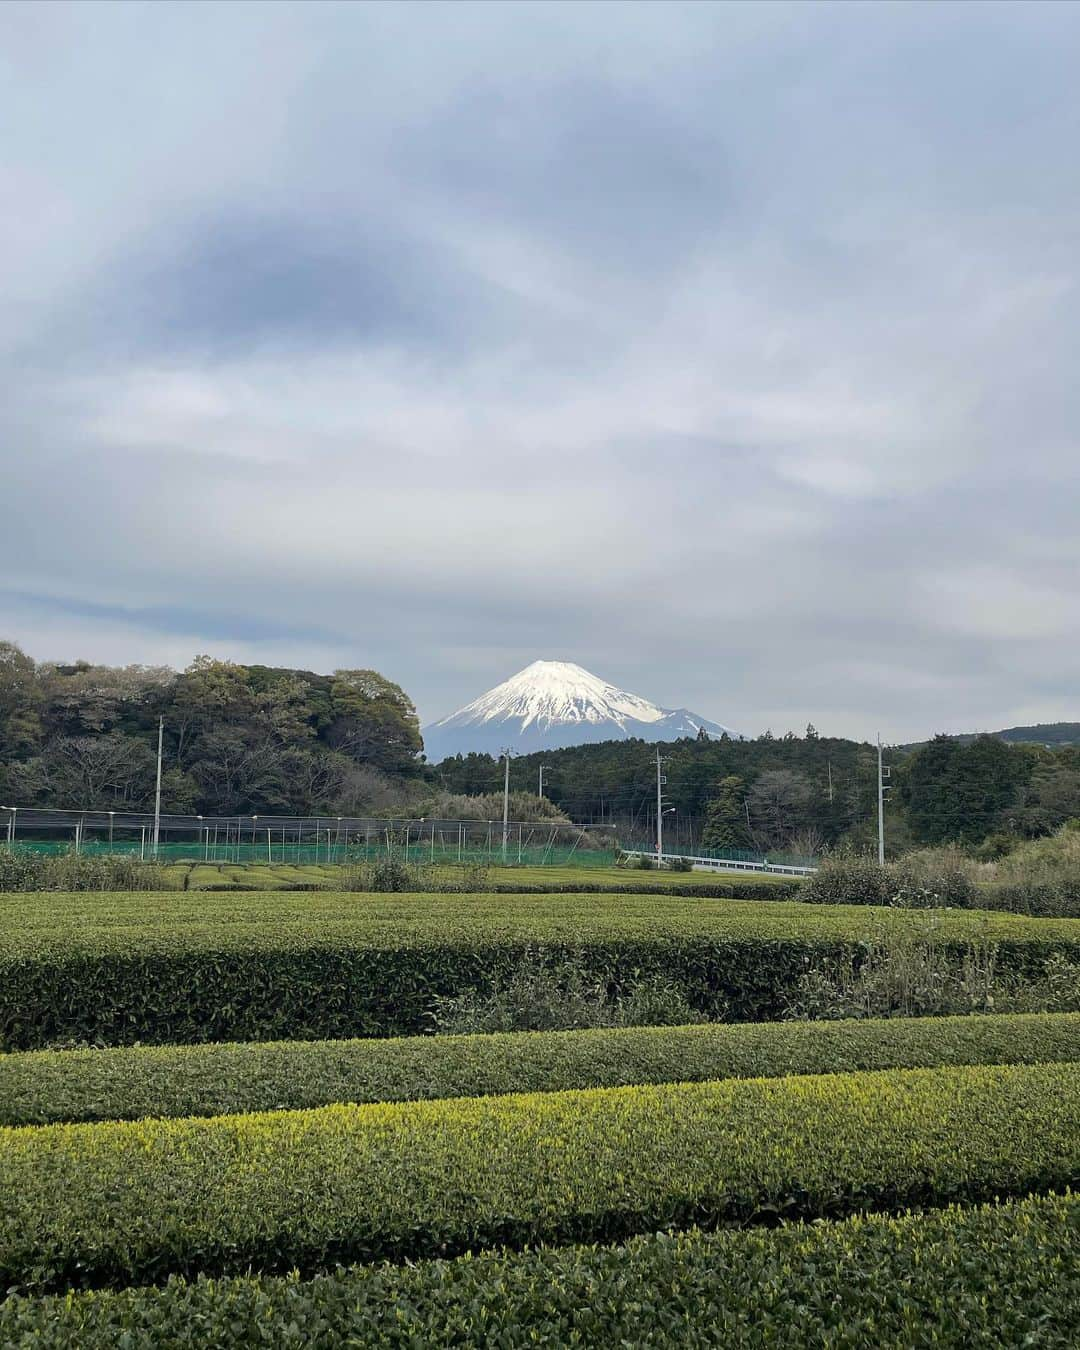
(1, 0), (1079, 740)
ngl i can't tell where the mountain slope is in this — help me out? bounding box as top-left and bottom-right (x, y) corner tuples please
(995, 722), (1080, 746)
(423, 660), (738, 761)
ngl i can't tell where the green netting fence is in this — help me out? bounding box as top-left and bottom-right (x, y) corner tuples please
(3, 838), (620, 868)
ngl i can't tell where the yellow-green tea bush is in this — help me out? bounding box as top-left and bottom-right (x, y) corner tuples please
(1, 1193), (1076, 1347)
(4, 892), (1077, 1048)
(4, 1012), (1079, 1127)
(1, 1061), (1078, 1290)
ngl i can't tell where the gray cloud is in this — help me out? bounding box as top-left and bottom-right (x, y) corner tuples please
(1, 0), (1079, 740)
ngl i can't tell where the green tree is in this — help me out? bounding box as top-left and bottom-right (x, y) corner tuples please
(327, 670), (422, 774)
(1015, 761), (1080, 837)
(701, 776), (751, 850)
(0, 641), (42, 761)
(899, 734), (1029, 844)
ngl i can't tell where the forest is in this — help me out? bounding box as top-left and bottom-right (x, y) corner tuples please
(437, 727), (1080, 856)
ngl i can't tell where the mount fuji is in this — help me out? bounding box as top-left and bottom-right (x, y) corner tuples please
(423, 660), (740, 761)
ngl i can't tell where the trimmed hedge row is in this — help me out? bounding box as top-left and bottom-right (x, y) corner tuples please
(1, 1061), (1078, 1291)
(489, 879), (803, 898)
(980, 881), (1080, 919)
(5, 893), (1079, 1048)
(2, 1193), (1077, 1347)
(4, 1011), (1080, 1126)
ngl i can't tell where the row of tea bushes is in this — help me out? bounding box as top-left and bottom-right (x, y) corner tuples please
(2, 1061), (1078, 1291)
(172, 862), (804, 900)
(1, 1192), (1075, 1348)
(5, 893), (1078, 1048)
(15, 891), (1079, 945)
(4, 1011), (1079, 1126)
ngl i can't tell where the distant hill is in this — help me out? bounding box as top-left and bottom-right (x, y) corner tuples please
(899, 722), (1080, 752)
(994, 722), (1080, 746)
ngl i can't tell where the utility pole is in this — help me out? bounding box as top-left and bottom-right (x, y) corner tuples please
(502, 748), (511, 862)
(876, 734), (891, 866)
(655, 748), (668, 867)
(538, 764), (549, 799)
(827, 761), (834, 805)
(152, 714), (164, 857)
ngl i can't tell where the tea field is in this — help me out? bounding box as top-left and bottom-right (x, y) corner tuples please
(1, 889), (1078, 1345)
(159, 859), (802, 895)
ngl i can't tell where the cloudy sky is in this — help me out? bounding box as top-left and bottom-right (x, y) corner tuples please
(1, 1), (1078, 741)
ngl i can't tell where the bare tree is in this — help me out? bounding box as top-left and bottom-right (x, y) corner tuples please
(747, 770), (814, 849)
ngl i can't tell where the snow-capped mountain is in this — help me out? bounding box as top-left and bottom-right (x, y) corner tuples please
(423, 660), (739, 761)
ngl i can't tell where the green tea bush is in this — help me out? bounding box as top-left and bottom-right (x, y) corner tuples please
(1011, 952), (1080, 1013)
(8, 1198), (1080, 1344)
(488, 879), (804, 898)
(981, 880), (1080, 919)
(4, 892), (1078, 1050)
(1, 1061), (1077, 1291)
(4, 1011), (1078, 1127)
(612, 974), (708, 1027)
(337, 859), (494, 894)
(2, 1193), (1076, 1348)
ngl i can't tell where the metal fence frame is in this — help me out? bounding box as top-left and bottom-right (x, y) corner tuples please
(0, 806), (618, 867)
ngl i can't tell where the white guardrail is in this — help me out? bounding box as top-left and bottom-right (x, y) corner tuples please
(621, 850), (817, 877)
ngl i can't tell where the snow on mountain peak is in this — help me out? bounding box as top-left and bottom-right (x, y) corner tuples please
(423, 660), (740, 761)
(439, 660), (667, 732)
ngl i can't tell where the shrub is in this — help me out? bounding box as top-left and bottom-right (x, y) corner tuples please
(0, 848), (44, 892)
(612, 975), (709, 1026)
(1010, 952), (1080, 1013)
(429, 949), (614, 1033)
(803, 853), (977, 911)
(3, 1011), (1078, 1127)
(0, 1061), (1077, 1291)
(801, 856), (894, 906)
(783, 916), (1080, 1020)
(891, 848), (978, 909)
(0, 850), (167, 894)
(428, 950), (710, 1034)
(972, 831), (1019, 861)
(2, 1194), (1077, 1347)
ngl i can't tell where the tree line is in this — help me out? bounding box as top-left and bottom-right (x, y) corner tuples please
(3, 638), (1077, 851)
(0, 641), (424, 817)
(435, 728), (1080, 855)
